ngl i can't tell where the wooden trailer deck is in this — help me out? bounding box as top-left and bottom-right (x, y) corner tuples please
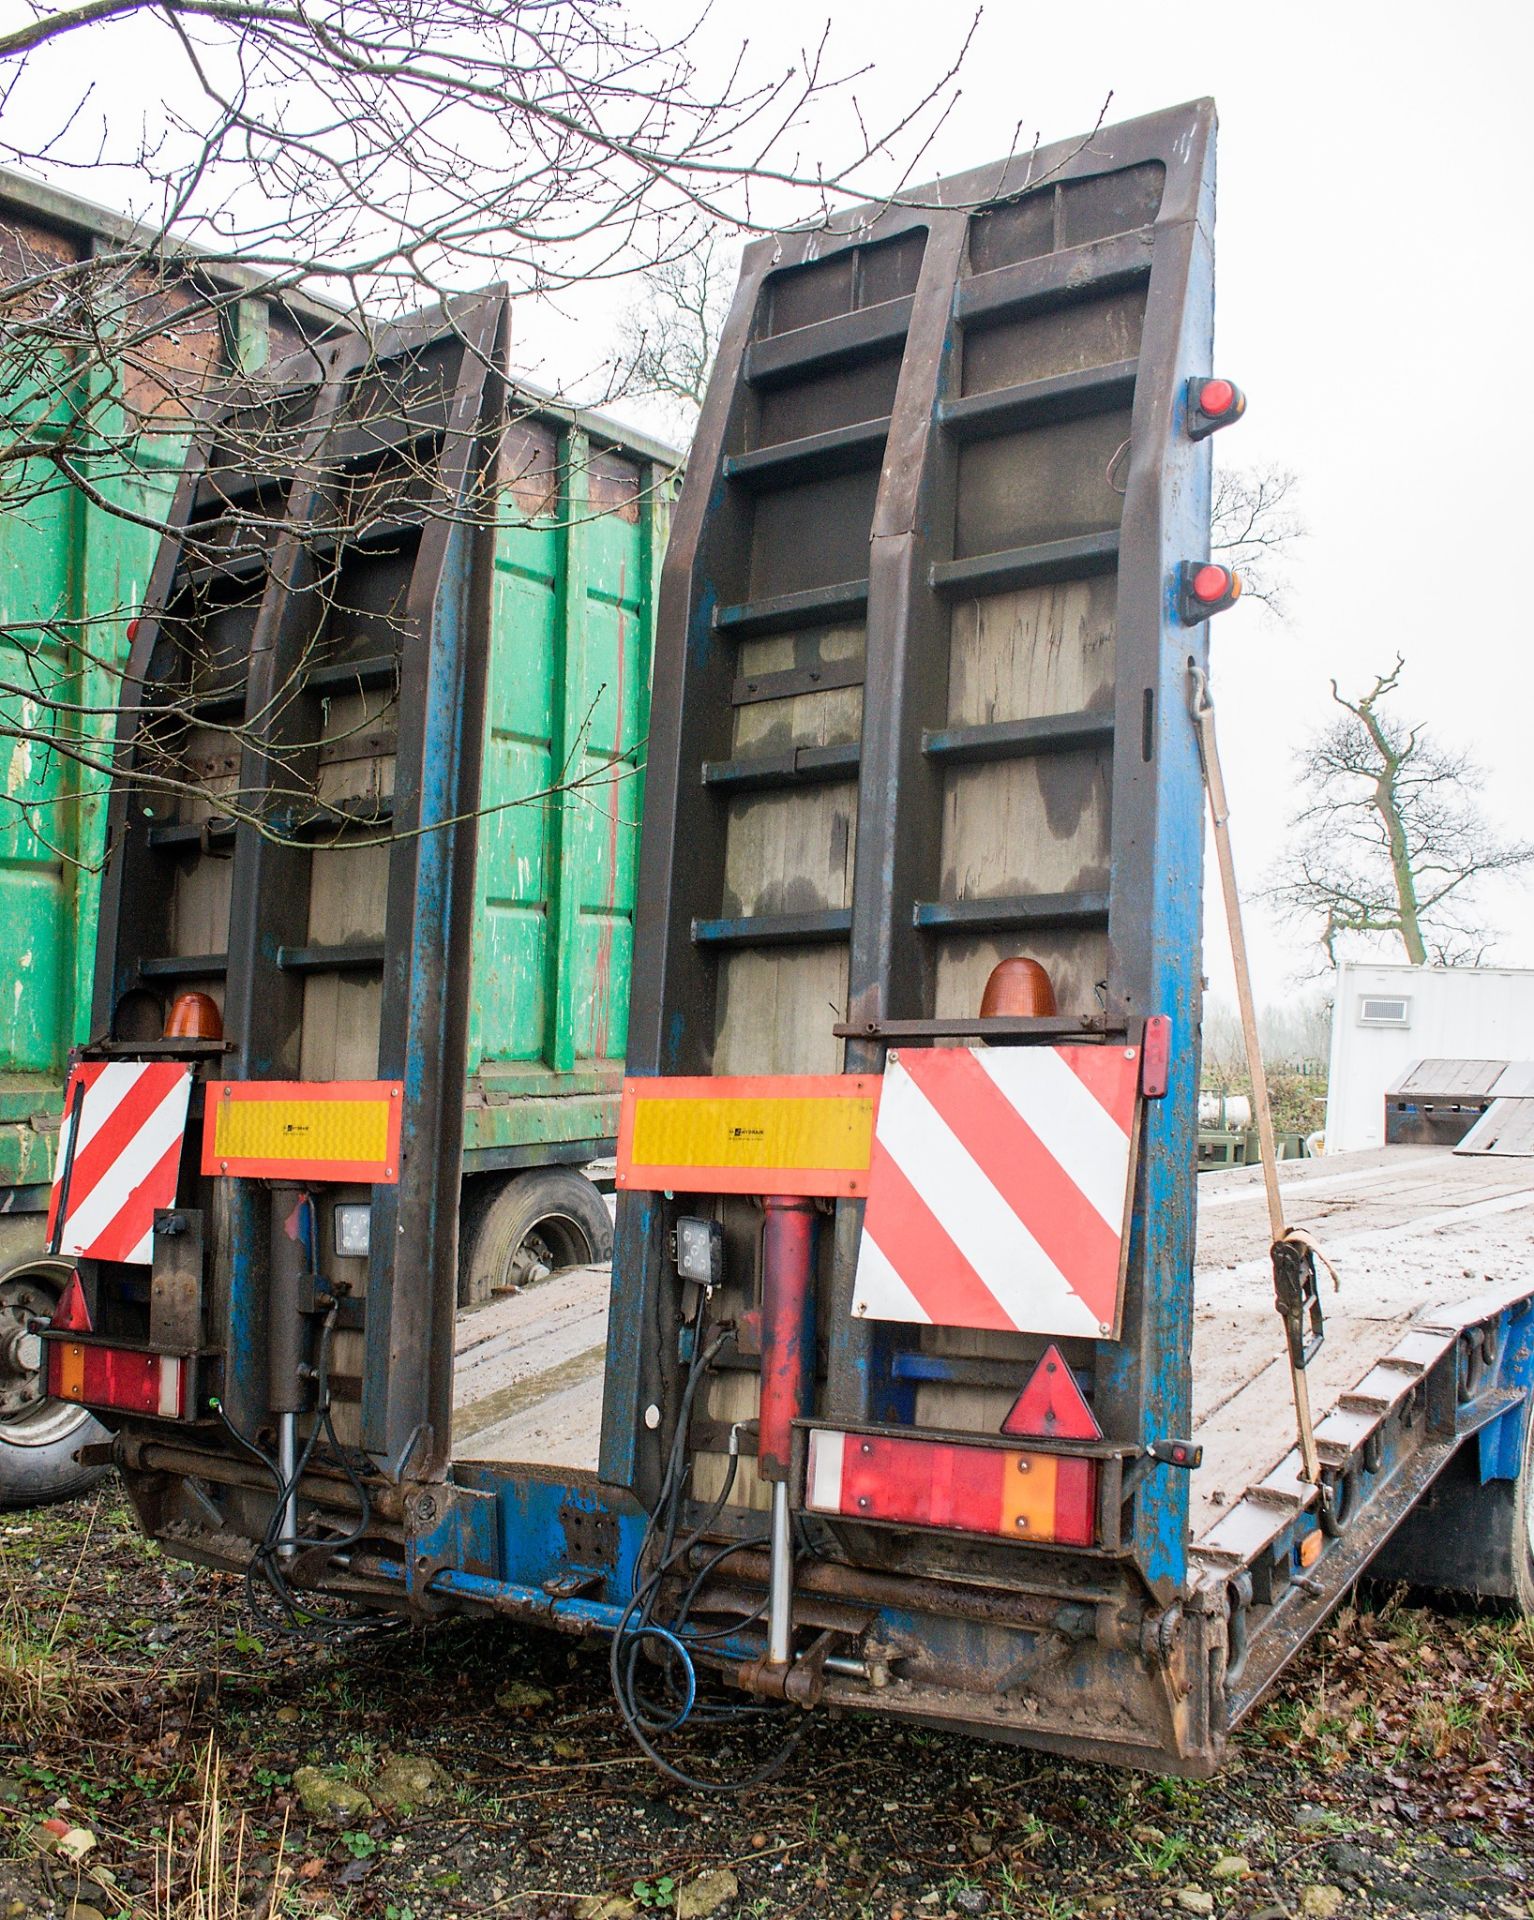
(451, 1147), (1534, 1540)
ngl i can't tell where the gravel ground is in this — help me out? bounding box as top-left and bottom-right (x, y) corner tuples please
(2, 1491), (1533, 1920)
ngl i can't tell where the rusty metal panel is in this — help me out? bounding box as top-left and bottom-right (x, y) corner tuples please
(149, 1209), (204, 1351)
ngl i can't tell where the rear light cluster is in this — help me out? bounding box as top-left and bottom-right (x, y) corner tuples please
(1178, 371), (1247, 622)
(43, 1271), (190, 1419)
(806, 1428), (1097, 1547)
(805, 1344), (1103, 1549)
(48, 1340), (186, 1418)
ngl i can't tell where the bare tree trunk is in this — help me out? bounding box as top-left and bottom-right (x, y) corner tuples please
(1358, 718), (1428, 965)
(1267, 654), (1532, 969)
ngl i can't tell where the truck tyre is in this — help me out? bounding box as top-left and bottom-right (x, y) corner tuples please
(0, 1253), (109, 1508)
(458, 1169), (613, 1308)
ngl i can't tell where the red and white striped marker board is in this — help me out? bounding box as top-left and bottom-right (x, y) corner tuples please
(47, 1062), (193, 1266)
(851, 1045), (1140, 1340)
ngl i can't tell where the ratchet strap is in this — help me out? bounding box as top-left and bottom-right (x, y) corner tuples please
(1190, 666), (1337, 1486)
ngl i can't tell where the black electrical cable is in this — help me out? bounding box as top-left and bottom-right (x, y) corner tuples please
(214, 1301), (381, 1644)
(607, 1310), (815, 1792)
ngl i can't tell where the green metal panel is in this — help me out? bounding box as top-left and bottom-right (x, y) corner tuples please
(465, 434), (668, 1152)
(468, 511), (562, 1069)
(0, 439), (178, 1189)
(0, 175), (318, 1196)
(567, 459), (650, 1066)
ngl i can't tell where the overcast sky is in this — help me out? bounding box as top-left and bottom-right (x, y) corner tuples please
(8, 0), (1530, 1012)
(604, 0), (1533, 1010)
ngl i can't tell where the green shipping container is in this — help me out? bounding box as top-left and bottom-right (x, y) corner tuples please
(0, 169), (337, 1217)
(0, 171), (341, 1502)
(461, 425), (667, 1180)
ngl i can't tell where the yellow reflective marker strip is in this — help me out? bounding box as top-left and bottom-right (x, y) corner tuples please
(618, 1075), (879, 1198)
(630, 1094), (873, 1173)
(202, 1081), (403, 1182)
(212, 1098), (391, 1167)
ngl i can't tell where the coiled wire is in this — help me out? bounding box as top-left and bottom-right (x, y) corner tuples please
(608, 1310), (811, 1791)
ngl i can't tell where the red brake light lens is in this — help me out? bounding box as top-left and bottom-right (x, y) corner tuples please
(1192, 563), (1237, 604)
(1198, 378), (1237, 417)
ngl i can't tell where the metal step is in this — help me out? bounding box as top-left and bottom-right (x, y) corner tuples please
(938, 359), (1138, 441)
(929, 530), (1120, 598)
(923, 710), (1114, 765)
(956, 227), (1154, 326)
(743, 296), (914, 388)
(701, 742), (860, 793)
(724, 417), (890, 491)
(912, 890), (1111, 933)
(691, 908), (851, 948)
(713, 578), (870, 639)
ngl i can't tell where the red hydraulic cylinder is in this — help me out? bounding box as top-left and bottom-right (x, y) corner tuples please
(758, 1195), (818, 1482)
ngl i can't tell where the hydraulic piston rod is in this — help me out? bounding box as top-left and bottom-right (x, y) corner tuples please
(758, 1195), (817, 1667)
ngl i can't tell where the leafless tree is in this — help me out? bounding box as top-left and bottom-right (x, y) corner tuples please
(0, 2), (978, 310)
(613, 230), (736, 443)
(1266, 656), (1534, 967)
(1211, 462), (1302, 613)
(0, 1), (985, 859)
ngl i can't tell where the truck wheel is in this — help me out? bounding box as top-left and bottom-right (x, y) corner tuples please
(459, 1169), (613, 1308)
(0, 1254), (109, 1508)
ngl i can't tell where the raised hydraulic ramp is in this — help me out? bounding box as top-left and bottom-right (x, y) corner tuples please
(1191, 1146), (1534, 1539)
(1456, 1062), (1534, 1157)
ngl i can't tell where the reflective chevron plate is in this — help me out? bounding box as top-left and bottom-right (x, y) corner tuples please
(851, 1045), (1141, 1339)
(46, 1062), (193, 1266)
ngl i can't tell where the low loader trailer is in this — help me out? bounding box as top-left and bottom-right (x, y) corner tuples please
(38, 100), (1534, 1782)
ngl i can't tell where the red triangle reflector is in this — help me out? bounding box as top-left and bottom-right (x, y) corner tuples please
(51, 1273), (92, 1334)
(1003, 1343), (1102, 1441)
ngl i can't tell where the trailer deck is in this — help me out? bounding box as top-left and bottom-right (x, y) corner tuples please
(453, 1148), (1534, 1534)
(1191, 1147), (1534, 1542)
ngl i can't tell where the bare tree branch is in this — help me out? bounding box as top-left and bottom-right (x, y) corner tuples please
(1265, 656), (1534, 967)
(0, 2), (992, 868)
(612, 229), (735, 442)
(1211, 462), (1303, 613)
